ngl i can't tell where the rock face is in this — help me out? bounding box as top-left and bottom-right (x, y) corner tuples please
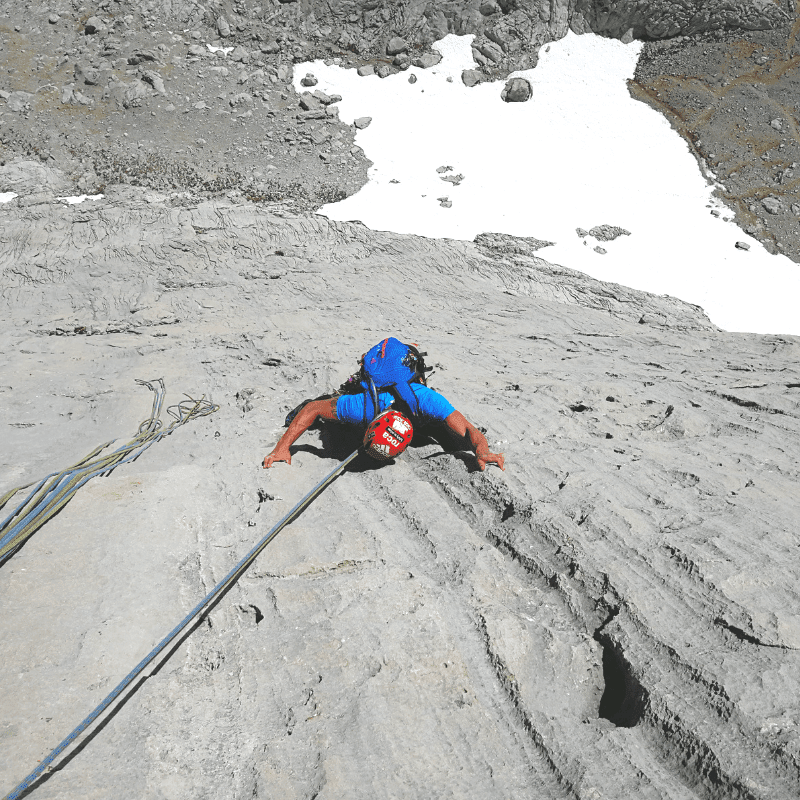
(1, 171), (800, 799)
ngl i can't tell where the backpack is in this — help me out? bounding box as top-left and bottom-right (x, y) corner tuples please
(358, 338), (432, 422)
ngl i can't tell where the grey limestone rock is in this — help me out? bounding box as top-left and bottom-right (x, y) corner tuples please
(462, 69), (483, 87)
(501, 77), (532, 102)
(478, 41), (504, 63)
(217, 15), (231, 38)
(588, 224), (631, 241)
(299, 92), (322, 111)
(229, 92), (254, 108)
(386, 36), (408, 56)
(140, 70), (166, 95)
(84, 16), (105, 35)
(475, 231), (555, 254)
(5, 91), (32, 112)
(762, 196), (782, 214)
(1, 171), (799, 800)
(357, 64), (375, 77)
(121, 79), (149, 108)
(413, 52), (442, 69)
(301, 73), (318, 87)
(354, 116), (372, 129)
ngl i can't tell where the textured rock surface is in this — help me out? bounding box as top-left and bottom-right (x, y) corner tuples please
(1, 173), (800, 799)
(632, 23), (800, 260)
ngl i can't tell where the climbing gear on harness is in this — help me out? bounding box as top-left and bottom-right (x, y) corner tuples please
(1, 447), (360, 800)
(358, 337), (432, 422)
(363, 409), (414, 461)
(0, 379), (218, 566)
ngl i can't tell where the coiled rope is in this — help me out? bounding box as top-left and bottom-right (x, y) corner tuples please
(0, 379), (219, 566)
(2, 447), (360, 800)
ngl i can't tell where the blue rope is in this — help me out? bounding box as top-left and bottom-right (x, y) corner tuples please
(2, 447), (360, 800)
(0, 381), (219, 565)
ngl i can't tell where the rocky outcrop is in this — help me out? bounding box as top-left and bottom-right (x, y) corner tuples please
(1, 174), (799, 798)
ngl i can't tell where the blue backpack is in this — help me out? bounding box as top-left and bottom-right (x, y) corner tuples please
(360, 338), (431, 422)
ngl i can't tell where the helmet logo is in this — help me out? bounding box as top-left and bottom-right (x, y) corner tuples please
(363, 409), (414, 461)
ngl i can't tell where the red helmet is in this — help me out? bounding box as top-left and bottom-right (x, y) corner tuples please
(363, 409), (414, 461)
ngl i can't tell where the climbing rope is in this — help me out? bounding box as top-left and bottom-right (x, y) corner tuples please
(0, 379), (219, 566)
(2, 447), (360, 800)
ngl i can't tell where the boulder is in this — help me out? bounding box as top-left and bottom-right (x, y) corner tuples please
(501, 77), (532, 102)
(412, 52), (442, 69)
(84, 16), (105, 35)
(386, 37), (408, 56)
(217, 16), (231, 38)
(462, 69), (483, 87)
(229, 93), (254, 108)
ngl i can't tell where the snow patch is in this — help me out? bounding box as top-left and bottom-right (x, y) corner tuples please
(294, 32), (800, 336)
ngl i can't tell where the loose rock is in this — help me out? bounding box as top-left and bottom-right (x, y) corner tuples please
(762, 196), (782, 214)
(501, 78), (532, 103)
(412, 52), (442, 69)
(6, 91), (32, 112)
(217, 16), (231, 38)
(589, 225), (631, 241)
(386, 37), (408, 56)
(301, 73), (318, 87)
(354, 116), (372, 130)
(84, 16), (105, 35)
(735, 241), (751, 250)
(141, 70), (166, 95)
(357, 65), (375, 77)
(462, 69), (482, 88)
(229, 93), (254, 108)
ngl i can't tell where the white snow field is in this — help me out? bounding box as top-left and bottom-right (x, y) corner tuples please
(295, 32), (800, 336)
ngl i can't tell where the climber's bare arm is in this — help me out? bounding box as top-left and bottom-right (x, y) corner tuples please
(262, 398), (339, 468)
(444, 410), (505, 471)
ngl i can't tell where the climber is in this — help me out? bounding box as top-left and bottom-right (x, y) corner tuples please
(262, 338), (505, 472)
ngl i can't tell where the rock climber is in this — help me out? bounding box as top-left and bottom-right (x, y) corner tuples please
(262, 338), (505, 472)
